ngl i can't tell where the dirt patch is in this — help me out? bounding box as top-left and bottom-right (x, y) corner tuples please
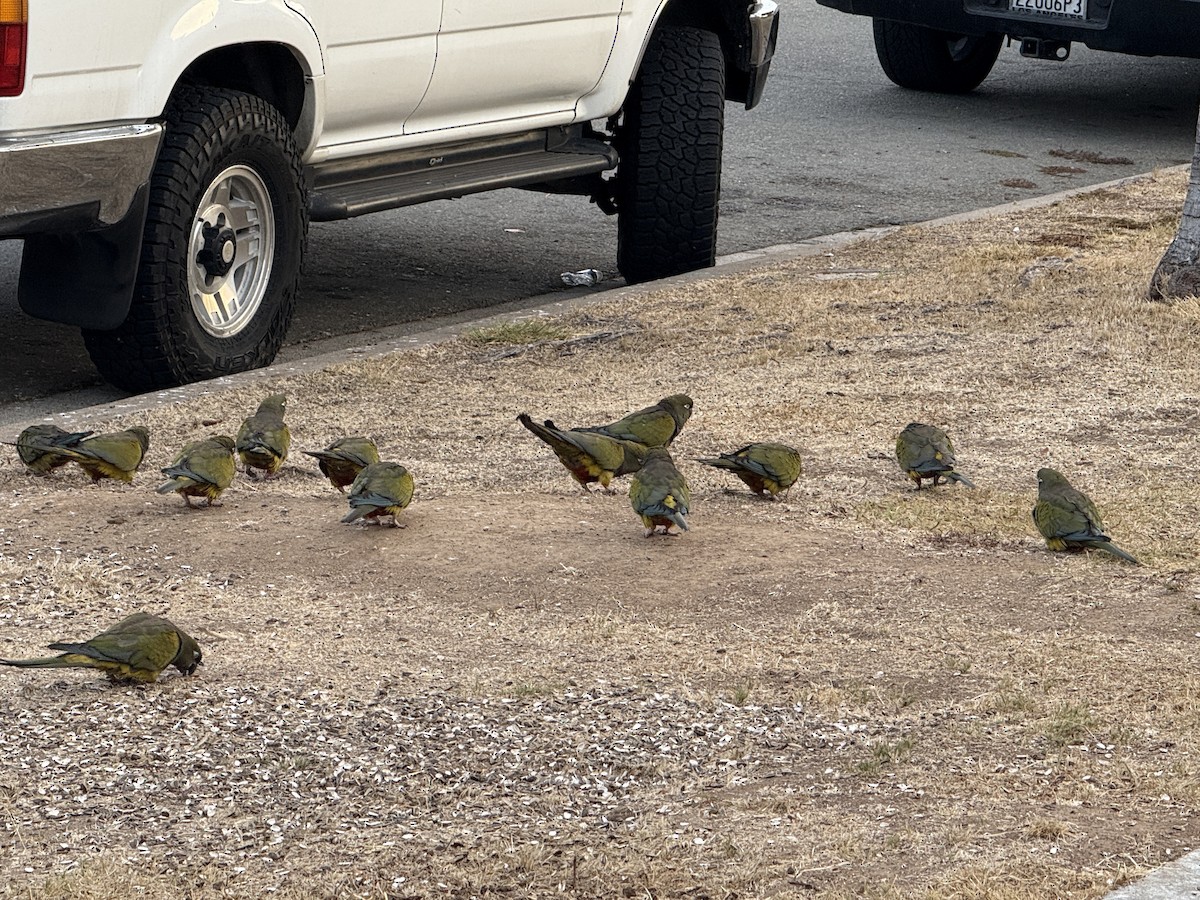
(1049, 149), (1135, 167)
(1040, 165), (1088, 178)
(2, 171), (1200, 899)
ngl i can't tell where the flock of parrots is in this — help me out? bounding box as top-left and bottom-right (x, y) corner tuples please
(0, 390), (1139, 684)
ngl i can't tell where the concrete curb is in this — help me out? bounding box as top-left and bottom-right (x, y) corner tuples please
(2, 164), (1186, 442)
(1104, 850), (1200, 899)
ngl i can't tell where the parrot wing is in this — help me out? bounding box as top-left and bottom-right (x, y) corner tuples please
(348, 463), (414, 508)
(53, 430), (146, 470)
(577, 395), (692, 448)
(897, 424), (954, 474)
(583, 409), (676, 447)
(15, 425), (94, 454)
(237, 420), (290, 457)
(700, 443), (801, 496)
(630, 453), (691, 530)
(13, 426), (94, 472)
(237, 397), (290, 461)
(186, 442), (236, 488)
(51, 629), (180, 675)
(1045, 487), (1105, 537)
(303, 437), (380, 469)
(342, 463), (414, 524)
(733, 443), (802, 483)
(518, 414), (631, 487)
(159, 439), (235, 491)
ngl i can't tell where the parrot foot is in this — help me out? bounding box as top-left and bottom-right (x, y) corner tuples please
(184, 496), (197, 509)
(644, 525), (680, 537)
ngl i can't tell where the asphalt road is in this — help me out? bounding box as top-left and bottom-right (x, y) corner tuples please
(3, 1), (1200, 423)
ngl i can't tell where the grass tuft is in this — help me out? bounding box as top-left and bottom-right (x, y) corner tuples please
(464, 319), (570, 345)
(1044, 702), (1098, 747)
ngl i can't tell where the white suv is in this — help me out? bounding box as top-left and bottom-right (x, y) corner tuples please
(0, 1), (779, 390)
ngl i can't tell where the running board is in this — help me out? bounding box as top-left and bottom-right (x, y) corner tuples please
(308, 129), (617, 222)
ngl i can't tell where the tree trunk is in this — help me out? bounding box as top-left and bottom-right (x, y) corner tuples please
(1150, 104), (1200, 301)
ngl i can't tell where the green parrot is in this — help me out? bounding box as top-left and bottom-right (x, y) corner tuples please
(1032, 468), (1140, 565)
(45, 426), (151, 483)
(517, 413), (647, 492)
(629, 447), (691, 537)
(895, 422), (975, 490)
(342, 461), (415, 527)
(236, 394), (290, 478)
(303, 436), (381, 492)
(13, 424), (94, 474)
(697, 442), (803, 500)
(156, 435), (237, 507)
(577, 393), (694, 448)
(0, 612), (202, 684)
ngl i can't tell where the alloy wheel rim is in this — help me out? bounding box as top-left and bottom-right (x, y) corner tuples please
(188, 165), (275, 339)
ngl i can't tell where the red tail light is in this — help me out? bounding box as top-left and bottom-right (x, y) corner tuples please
(0, 0), (28, 97)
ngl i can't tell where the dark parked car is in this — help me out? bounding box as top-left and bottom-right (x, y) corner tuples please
(813, 0), (1200, 93)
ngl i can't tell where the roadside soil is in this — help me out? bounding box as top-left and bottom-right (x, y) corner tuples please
(1, 170), (1199, 899)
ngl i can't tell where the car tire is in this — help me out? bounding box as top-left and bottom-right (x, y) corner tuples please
(615, 25), (725, 285)
(83, 85), (308, 392)
(872, 19), (1003, 94)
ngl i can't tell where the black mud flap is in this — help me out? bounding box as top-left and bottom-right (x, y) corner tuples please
(17, 182), (150, 330)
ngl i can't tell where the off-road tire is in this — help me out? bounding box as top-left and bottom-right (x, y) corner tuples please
(84, 86), (307, 391)
(872, 19), (1002, 94)
(616, 26), (725, 285)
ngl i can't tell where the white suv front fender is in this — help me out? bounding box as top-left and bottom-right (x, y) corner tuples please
(5, 1), (323, 134)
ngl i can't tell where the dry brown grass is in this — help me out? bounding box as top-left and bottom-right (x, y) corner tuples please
(462, 317), (571, 346)
(2, 171), (1200, 898)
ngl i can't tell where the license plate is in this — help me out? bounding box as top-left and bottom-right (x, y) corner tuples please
(1009, 0), (1086, 17)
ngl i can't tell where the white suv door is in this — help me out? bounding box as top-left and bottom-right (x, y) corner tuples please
(406, 0), (623, 134)
(287, 1), (442, 150)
